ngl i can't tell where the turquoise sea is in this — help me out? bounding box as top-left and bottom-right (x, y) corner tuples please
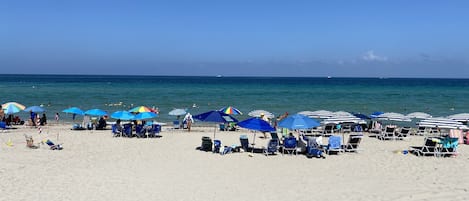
(1, 74), (469, 123)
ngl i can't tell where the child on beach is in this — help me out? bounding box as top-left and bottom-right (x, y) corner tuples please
(55, 113), (59, 124)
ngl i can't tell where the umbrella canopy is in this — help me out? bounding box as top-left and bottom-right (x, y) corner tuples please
(111, 111), (135, 120)
(237, 117), (275, 132)
(134, 112), (158, 120)
(85, 109), (107, 116)
(193, 110), (238, 123)
(299, 110), (334, 119)
(128, 106), (157, 113)
(278, 114), (320, 130)
(406, 112), (432, 119)
(24, 106), (46, 113)
(62, 107), (85, 115)
(219, 106), (243, 115)
(168, 108), (187, 116)
(447, 113), (469, 121)
(370, 111), (384, 118)
(2, 102), (26, 114)
(248, 110), (274, 118)
(418, 117), (468, 129)
(352, 113), (370, 120)
(376, 112), (411, 122)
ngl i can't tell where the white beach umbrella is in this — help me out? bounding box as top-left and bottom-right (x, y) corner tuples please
(418, 117), (467, 129)
(248, 110), (274, 118)
(332, 111), (354, 117)
(406, 112), (432, 119)
(306, 110), (334, 119)
(376, 112), (411, 122)
(447, 113), (469, 122)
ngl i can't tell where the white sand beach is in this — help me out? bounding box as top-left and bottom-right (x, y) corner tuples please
(1, 124), (468, 201)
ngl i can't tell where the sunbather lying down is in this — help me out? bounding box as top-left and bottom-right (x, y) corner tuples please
(25, 135), (39, 149)
(42, 139), (63, 150)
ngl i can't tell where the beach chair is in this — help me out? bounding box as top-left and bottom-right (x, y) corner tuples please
(342, 134), (363, 152)
(270, 132), (280, 142)
(379, 126), (396, 140)
(263, 139), (279, 156)
(395, 127), (410, 140)
(323, 124), (335, 136)
(353, 125), (363, 133)
(282, 137), (297, 155)
(148, 124), (162, 138)
(305, 136), (325, 158)
(200, 136), (213, 152)
(43, 139), (63, 150)
(173, 120), (180, 129)
(72, 123), (85, 130)
(438, 137), (459, 157)
(409, 137), (439, 157)
(111, 124), (121, 137)
(0, 121), (8, 132)
(213, 140), (222, 153)
(324, 135), (343, 155)
(417, 127), (427, 136)
(123, 124), (133, 137)
(135, 125), (146, 138)
(219, 124), (226, 131)
(239, 135), (252, 152)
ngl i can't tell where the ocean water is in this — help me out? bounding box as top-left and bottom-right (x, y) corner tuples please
(1, 74), (469, 123)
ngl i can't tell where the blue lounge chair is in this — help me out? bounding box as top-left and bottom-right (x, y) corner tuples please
(148, 124), (162, 138)
(44, 139), (63, 150)
(173, 120), (180, 129)
(123, 124), (133, 137)
(263, 139), (279, 156)
(438, 137), (459, 157)
(135, 125), (146, 138)
(282, 137), (297, 155)
(0, 121), (7, 132)
(324, 135), (343, 155)
(112, 124), (121, 137)
(305, 137), (325, 158)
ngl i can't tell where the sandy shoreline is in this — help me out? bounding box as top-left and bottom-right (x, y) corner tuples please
(1, 124), (468, 201)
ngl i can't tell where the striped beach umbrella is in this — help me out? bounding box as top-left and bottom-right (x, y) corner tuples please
(129, 106), (158, 113)
(2, 102), (26, 114)
(219, 106), (243, 115)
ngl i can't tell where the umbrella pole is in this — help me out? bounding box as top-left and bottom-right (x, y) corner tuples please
(213, 125), (217, 139)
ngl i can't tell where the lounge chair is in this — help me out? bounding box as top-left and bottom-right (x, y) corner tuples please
(395, 127), (410, 140)
(323, 124), (335, 136)
(200, 136), (213, 152)
(282, 137), (297, 155)
(0, 121), (8, 132)
(342, 134), (363, 152)
(379, 126), (396, 140)
(270, 132), (280, 142)
(173, 120), (180, 129)
(43, 139), (63, 150)
(324, 135), (343, 155)
(72, 123), (85, 130)
(219, 124), (226, 131)
(148, 124), (162, 138)
(135, 125), (146, 138)
(123, 124), (133, 137)
(111, 124), (121, 137)
(305, 136), (325, 158)
(263, 139), (279, 156)
(409, 137), (439, 157)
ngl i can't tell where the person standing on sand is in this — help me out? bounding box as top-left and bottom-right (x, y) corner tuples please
(55, 112), (60, 124)
(0, 105), (4, 122)
(184, 113), (194, 132)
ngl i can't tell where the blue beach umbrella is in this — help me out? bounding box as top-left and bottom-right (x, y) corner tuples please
(237, 117), (275, 132)
(370, 111), (384, 118)
(24, 106), (46, 113)
(62, 107), (85, 115)
(85, 109), (107, 116)
(352, 113), (370, 120)
(111, 111), (135, 120)
(134, 112), (158, 120)
(193, 110), (238, 139)
(278, 114), (320, 130)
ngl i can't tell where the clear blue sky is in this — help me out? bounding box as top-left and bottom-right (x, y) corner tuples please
(2, 0), (469, 78)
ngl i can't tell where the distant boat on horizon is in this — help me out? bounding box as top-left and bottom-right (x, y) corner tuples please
(216, 75), (223, 78)
(327, 76), (332, 79)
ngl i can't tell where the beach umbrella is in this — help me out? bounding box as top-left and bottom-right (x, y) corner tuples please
(418, 117), (468, 129)
(333, 111), (354, 117)
(370, 111), (384, 118)
(24, 106), (46, 113)
(352, 113), (370, 120)
(168, 108), (187, 116)
(447, 113), (469, 122)
(376, 112), (411, 122)
(62, 107), (85, 115)
(248, 110), (274, 118)
(219, 106), (243, 115)
(301, 110), (334, 119)
(134, 112), (158, 120)
(278, 114), (320, 130)
(193, 110), (238, 139)
(129, 106), (157, 113)
(406, 112), (432, 119)
(237, 117), (275, 145)
(85, 109), (107, 116)
(111, 111), (135, 120)
(237, 117), (275, 132)
(2, 102), (26, 114)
